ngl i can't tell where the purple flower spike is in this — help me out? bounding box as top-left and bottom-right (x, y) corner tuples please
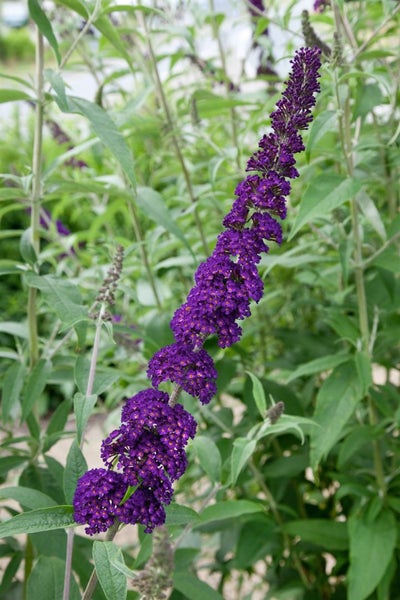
(148, 343), (218, 404)
(74, 47), (322, 537)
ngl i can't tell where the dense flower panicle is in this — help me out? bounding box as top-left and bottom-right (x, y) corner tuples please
(73, 469), (126, 535)
(148, 343), (218, 403)
(74, 47), (322, 537)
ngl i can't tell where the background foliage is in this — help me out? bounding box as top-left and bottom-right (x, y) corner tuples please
(0, 0), (399, 599)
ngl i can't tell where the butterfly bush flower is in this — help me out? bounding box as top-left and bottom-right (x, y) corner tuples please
(73, 47), (321, 535)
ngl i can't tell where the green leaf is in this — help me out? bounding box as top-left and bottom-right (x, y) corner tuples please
(45, 69), (69, 111)
(289, 175), (362, 239)
(357, 190), (386, 241)
(19, 228), (38, 265)
(286, 353), (351, 383)
(306, 110), (337, 156)
(0, 456), (29, 478)
(93, 541), (127, 600)
(0, 321), (29, 338)
(2, 361), (26, 422)
(67, 96), (136, 188)
(74, 392), (98, 446)
(191, 436), (221, 483)
(0, 486), (56, 510)
(310, 361), (364, 470)
(253, 414), (317, 445)
(55, 0), (133, 64)
(196, 500), (263, 526)
(27, 556), (81, 600)
(74, 355), (119, 396)
(46, 398), (72, 438)
(355, 350), (373, 396)
(135, 186), (194, 258)
(0, 89), (32, 103)
(24, 273), (87, 329)
(165, 503), (200, 527)
(173, 571), (224, 600)
(348, 509), (397, 600)
(28, 0), (61, 64)
(21, 359), (51, 421)
(283, 519), (348, 550)
(64, 440), (88, 504)
(230, 437), (257, 485)
(246, 371), (267, 417)
(0, 506), (75, 538)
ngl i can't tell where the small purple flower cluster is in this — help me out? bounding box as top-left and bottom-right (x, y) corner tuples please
(73, 47), (321, 535)
(73, 389), (196, 533)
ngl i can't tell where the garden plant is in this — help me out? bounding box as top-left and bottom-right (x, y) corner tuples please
(0, 0), (399, 599)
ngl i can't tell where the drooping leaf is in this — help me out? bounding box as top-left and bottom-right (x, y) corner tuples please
(67, 96), (136, 189)
(64, 441), (88, 504)
(0, 89), (32, 103)
(246, 371), (267, 417)
(2, 361), (26, 422)
(173, 571), (224, 600)
(165, 503), (200, 527)
(21, 359), (51, 421)
(0, 486), (56, 510)
(24, 273), (87, 330)
(283, 519), (349, 550)
(230, 437), (257, 485)
(196, 500), (263, 526)
(286, 353), (351, 383)
(0, 506), (75, 538)
(74, 355), (119, 396)
(289, 175), (362, 239)
(27, 556), (81, 600)
(348, 508), (397, 600)
(28, 0), (61, 64)
(306, 110), (337, 157)
(74, 392), (98, 446)
(191, 435), (221, 483)
(93, 541), (127, 600)
(135, 186), (194, 257)
(310, 361), (364, 470)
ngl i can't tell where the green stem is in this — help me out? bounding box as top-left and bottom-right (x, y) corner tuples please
(208, 0), (241, 170)
(333, 9), (386, 496)
(63, 304), (107, 599)
(140, 14), (209, 255)
(82, 522), (120, 600)
(128, 202), (162, 310)
(28, 28), (44, 369)
(248, 459), (311, 588)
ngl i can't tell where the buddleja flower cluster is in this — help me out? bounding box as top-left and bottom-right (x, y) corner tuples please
(73, 47), (321, 535)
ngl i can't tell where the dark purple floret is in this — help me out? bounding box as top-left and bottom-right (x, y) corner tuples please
(116, 487), (166, 533)
(102, 390), (196, 484)
(148, 343), (218, 404)
(73, 468), (126, 535)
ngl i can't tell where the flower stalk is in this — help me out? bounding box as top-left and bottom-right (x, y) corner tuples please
(28, 27), (44, 369)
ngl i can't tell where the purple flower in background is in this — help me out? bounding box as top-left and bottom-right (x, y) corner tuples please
(313, 0), (330, 12)
(73, 47), (322, 535)
(40, 208), (71, 237)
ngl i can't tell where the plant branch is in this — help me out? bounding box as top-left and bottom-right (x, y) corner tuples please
(139, 13), (209, 255)
(28, 27), (45, 369)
